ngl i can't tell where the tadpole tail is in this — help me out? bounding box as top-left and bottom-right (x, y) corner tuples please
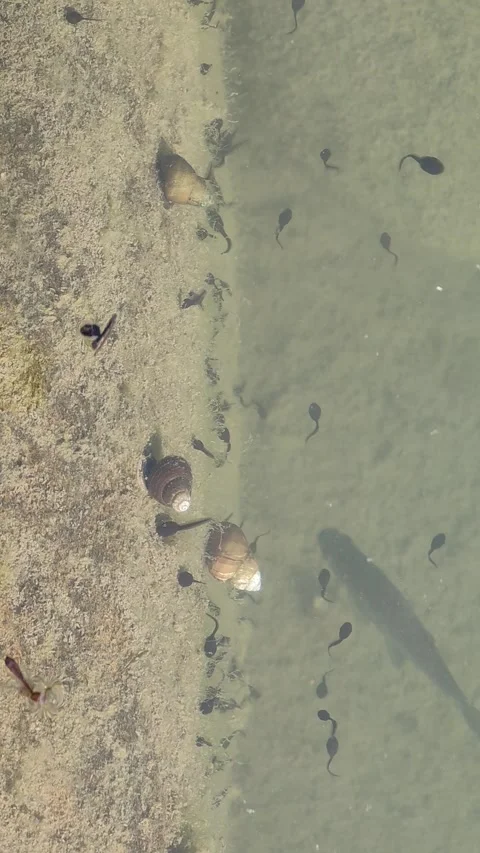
(398, 154), (413, 171)
(428, 553), (438, 568)
(275, 230), (284, 248)
(327, 757), (339, 777)
(220, 236), (232, 254)
(183, 517), (212, 531)
(305, 424), (319, 443)
(287, 14), (298, 33)
(327, 639), (340, 657)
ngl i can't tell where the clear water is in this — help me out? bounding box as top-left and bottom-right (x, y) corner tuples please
(221, 0), (480, 850)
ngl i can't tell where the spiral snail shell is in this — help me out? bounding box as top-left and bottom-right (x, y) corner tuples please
(205, 522), (262, 592)
(146, 455), (193, 513)
(156, 154), (213, 207)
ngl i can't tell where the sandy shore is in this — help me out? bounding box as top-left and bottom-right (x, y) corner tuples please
(0, 1), (240, 850)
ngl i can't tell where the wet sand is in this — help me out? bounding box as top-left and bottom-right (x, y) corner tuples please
(0, 1), (239, 850)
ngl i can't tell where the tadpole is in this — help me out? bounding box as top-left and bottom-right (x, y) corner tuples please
(327, 622), (352, 656)
(305, 402), (321, 443)
(204, 614), (219, 657)
(63, 6), (100, 25)
(155, 517), (211, 538)
(317, 708), (337, 736)
(287, 0), (305, 33)
(192, 438), (215, 460)
(428, 533), (446, 568)
(379, 232), (398, 266)
(318, 568), (333, 602)
(249, 530), (270, 555)
(177, 569), (205, 587)
(315, 670), (333, 699)
(320, 148), (339, 171)
(326, 735), (339, 776)
(275, 208), (292, 248)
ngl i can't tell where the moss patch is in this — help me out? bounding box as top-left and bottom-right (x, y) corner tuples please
(0, 311), (46, 413)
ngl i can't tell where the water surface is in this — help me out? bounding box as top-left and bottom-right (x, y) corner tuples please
(222, 0), (480, 850)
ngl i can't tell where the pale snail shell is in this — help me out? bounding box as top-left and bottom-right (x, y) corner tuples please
(156, 154), (212, 207)
(146, 455), (192, 513)
(205, 522), (262, 592)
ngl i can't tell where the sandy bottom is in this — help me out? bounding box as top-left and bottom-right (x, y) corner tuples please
(0, 1), (242, 850)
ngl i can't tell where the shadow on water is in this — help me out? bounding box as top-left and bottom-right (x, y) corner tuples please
(318, 528), (480, 740)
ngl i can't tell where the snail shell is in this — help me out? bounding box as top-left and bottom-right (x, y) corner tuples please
(231, 556), (262, 592)
(205, 523), (262, 591)
(146, 455), (192, 513)
(156, 154), (211, 207)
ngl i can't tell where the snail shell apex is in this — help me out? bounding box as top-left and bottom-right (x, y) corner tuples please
(146, 455), (192, 513)
(156, 154), (211, 207)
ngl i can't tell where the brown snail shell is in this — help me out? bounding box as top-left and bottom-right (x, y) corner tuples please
(205, 523), (262, 591)
(146, 455), (192, 513)
(156, 154), (211, 207)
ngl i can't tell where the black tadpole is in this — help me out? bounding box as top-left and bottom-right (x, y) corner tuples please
(320, 148), (339, 171)
(248, 530), (270, 556)
(192, 438), (215, 460)
(181, 290), (206, 309)
(155, 517), (211, 538)
(217, 426), (231, 453)
(63, 6), (100, 24)
(315, 670), (333, 699)
(379, 232), (398, 266)
(287, 0), (305, 33)
(428, 533), (446, 568)
(398, 154), (444, 175)
(318, 568), (333, 602)
(326, 735), (339, 777)
(199, 697), (216, 715)
(328, 622), (352, 656)
(305, 402), (321, 443)
(275, 208), (292, 248)
(317, 708), (337, 737)
(204, 614), (219, 657)
(177, 570), (205, 588)
(206, 208), (231, 254)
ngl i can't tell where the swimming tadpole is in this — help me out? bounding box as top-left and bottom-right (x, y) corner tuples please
(326, 735), (339, 776)
(327, 622), (352, 656)
(317, 568), (333, 602)
(305, 402), (321, 443)
(275, 208), (292, 248)
(63, 6), (101, 24)
(317, 708), (337, 737)
(315, 670), (333, 699)
(428, 533), (446, 568)
(204, 614), (220, 657)
(379, 232), (398, 266)
(320, 148), (339, 171)
(287, 0), (305, 33)
(398, 154), (444, 175)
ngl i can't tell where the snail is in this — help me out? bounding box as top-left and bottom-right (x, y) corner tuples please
(205, 522), (262, 592)
(156, 153), (214, 207)
(145, 455), (193, 513)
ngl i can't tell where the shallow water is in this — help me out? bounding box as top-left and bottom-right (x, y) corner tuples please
(220, 0), (480, 851)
